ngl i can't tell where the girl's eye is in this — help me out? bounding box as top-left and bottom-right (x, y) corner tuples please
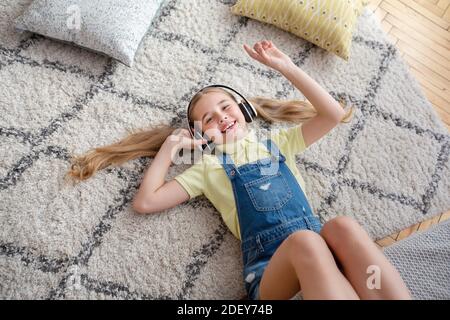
(205, 118), (212, 124)
(223, 105), (230, 110)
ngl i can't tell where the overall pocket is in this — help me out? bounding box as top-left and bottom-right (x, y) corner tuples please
(244, 172), (292, 212)
(244, 247), (262, 267)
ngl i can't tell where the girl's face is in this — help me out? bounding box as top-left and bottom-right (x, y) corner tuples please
(191, 91), (248, 145)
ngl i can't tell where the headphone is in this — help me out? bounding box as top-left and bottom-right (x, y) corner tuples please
(187, 85), (258, 151)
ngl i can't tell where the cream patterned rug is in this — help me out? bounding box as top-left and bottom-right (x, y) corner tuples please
(1, 0), (449, 299)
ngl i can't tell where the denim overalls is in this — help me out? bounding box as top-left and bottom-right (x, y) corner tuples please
(216, 139), (323, 300)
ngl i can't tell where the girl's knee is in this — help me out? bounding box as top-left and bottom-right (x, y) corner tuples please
(321, 216), (368, 247)
(285, 230), (335, 272)
(286, 230), (326, 257)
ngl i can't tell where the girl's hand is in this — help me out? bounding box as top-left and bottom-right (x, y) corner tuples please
(243, 40), (293, 72)
(166, 128), (207, 150)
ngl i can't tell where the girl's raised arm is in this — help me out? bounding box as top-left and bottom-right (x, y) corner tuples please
(244, 40), (346, 147)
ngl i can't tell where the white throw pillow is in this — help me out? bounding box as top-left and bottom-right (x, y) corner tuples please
(15, 0), (166, 66)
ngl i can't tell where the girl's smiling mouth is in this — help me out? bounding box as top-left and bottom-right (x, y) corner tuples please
(221, 120), (237, 133)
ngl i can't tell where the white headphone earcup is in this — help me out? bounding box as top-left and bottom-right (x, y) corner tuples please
(247, 101), (257, 118)
(239, 101), (257, 122)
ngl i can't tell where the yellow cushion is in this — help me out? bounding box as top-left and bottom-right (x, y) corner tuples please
(230, 0), (369, 61)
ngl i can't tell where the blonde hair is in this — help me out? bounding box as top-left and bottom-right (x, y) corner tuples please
(67, 87), (353, 181)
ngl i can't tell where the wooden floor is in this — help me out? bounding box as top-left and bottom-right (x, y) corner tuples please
(366, 0), (450, 248)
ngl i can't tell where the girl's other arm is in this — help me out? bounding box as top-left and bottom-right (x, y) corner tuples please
(244, 40), (346, 147)
(132, 129), (206, 214)
(278, 61), (345, 147)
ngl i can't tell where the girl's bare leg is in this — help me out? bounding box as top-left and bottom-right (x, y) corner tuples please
(258, 229), (360, 300)
(320, 216), (412, 300)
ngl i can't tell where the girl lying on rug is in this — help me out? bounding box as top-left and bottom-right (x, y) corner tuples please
(68, 40), (411, 300)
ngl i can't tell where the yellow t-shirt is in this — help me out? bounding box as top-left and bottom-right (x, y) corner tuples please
(174, 125), (308, 240)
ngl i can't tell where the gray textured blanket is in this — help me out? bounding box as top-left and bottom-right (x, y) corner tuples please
(384, 219), (450, 300)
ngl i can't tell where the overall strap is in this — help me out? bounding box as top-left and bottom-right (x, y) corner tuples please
(261, 139), (286, 162)
(216, 151), (240, 178)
